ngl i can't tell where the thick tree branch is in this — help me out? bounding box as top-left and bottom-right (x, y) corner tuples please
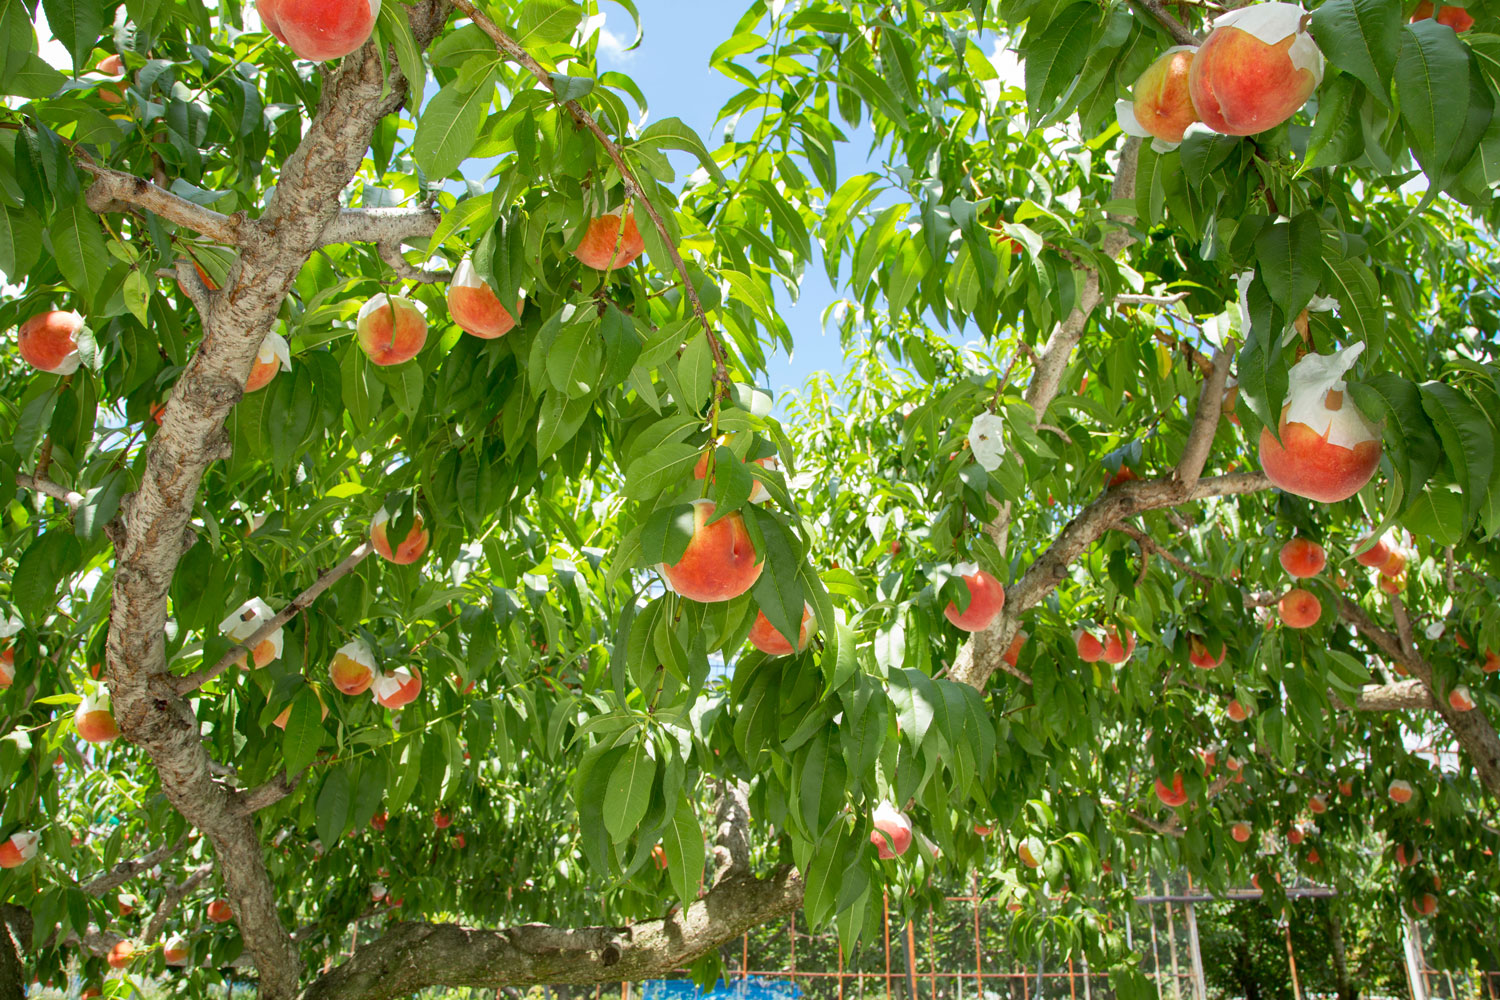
(711, 779), (751, 884)
(103, 8), (451, 999)
(302, 866), (804, 1000)
(15, 474), (85, 511)
(82, 834), (187, 896)
(82, 163), (262, 250)
(174, 542), (372, 694)
(1352, 680), (1434, 712)
(234, 769), (308, 817)
(319, 206), (442, 247)
(1174, 347), (1231, 486)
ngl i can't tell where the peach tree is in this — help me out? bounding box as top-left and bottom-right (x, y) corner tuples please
(0, 0), (1498, 996)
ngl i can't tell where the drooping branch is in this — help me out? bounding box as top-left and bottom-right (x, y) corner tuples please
(302, 866), (804, 1000)
(82, 162), (264, 251)
(447, 0), (729, 383)
(174, 541), (372, 694)
(81, 834), (187, 896)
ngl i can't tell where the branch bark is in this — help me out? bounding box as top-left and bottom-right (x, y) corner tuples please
(82, 162), (263, 250)
(81, 834), (187, 896)
(302, 866), (804, 1000)
(101, 8), (451, 999)
(145, 864), (214, 944)
(711, 779), (751, 884)
(15, 474), (85, 511)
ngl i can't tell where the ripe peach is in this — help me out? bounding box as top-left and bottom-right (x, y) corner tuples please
(1448, 686), (1476, 712)
(1279, 538), (1325, 578)
(245, 331), (291, 392)
(870, 801), (913, 858)
(1396, 844), (1421, 867)
(117, 893), (136, 916)
(1075, 629), (1107, 663)
(1226, 755), (1243, 771)
(82, 988), (100, 1000)
(371, 507), (429, 565)
(1278, 588), (1321, 628)
(1189, 2), (1325, 136)
(0, 831), (39, 868)
(447, 259), (522, 339)
(1412, 1), (1474, 30)
(356, 294), (427, 366)
(657, 499), (763, 603)
(329, 638), (378, 695)
(1378, 572), (1407, 595)
(1100, 627), (1136, 665)
(75, 693), (120, 744)
(1227, 699), (1250, 722)
(693, 436), (779, 504)
(573, 210), (645, 271)
(1288, 827), (1304, 845)
(1388, 779), (1413, 804)
(372, 665), (422, 709)
(1117, 46), (1200, 145)
(1308, 793), (1327, 814)
(1107, 465), (1138, 487)
(17, 309), (84, 375)
(271, 692), (328, 730)
(1260, 346), (1382, 502)
(1017, 841), (1041, 868)
(207, 898), (233, 923)
(1003, 630), (1028, 668)
(433, 810), (451, 829)
(0, 647), (13, 688)
(973, 824), (993, 836)
(748, 603), (814, 656)
(258, 0), (379, 61)
(1155, 775), (1188, 808)
(1231, 821), (1252, 843)
(370, 812), (388, 831)
(651, 843), (667, 870)
(1483, 649), (1499, 673)
(1412, 892), (1438, 917)
(1188, 635), (1226, 670)
(1338, 780), (1353, 796)
(1354, 534), (1393, 567)
(219, 597), (283, 668)
(107, 941), (135, 969)
(163, 934), (190, 966)
(942, 566), (1006, 632)
(1305, 848), (1320, 865)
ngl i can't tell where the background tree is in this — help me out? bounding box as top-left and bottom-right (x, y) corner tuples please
(1, 0), (1498, 997)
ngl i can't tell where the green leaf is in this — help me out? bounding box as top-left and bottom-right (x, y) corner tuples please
(661, 793), (705, 904)
(1419, 381), (1494, 528)
(1324, 255), (1385, 352)
(675, 332), (715, 415)
(1253, 212), (1323, 319)
(282, 689), (327, 780)
(49, 198), (110, 301)
(517, 0), (582, 45)
(624, 441), (699, 501)
(748, 509), (803, 648)
(1023, 3), (1100, 123)
(636, 117), (728, 186)
(1396, 21), (1472, 176)
(546, 318), (602, 397)
(887, 668), (939, 754)
(315, 766), (352, 847)
(13, 531), (82, 626)
(413, 70), (497, 181)
(1309, 0), (1400, 104)
(602, 740), (656, 843)
(1347, 373), (1439, 509)
(41, 0), (102, 70)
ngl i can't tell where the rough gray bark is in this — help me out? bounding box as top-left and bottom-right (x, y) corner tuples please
(93, 8), (450, 998)
(302, 867), (804, 1000)
(0, 906), (29, 1000)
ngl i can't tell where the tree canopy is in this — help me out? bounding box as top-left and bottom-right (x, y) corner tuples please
(1, 0), (1498, 996)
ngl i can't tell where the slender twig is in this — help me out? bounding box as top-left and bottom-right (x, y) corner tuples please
(16, 474), (85, 511)
(174, 542), (373, 694)
(82, 835), (189, 897)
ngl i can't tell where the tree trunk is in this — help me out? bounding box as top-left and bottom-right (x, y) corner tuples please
(1324, 908), (1358, 1000)
(0, 906), (33, 1000)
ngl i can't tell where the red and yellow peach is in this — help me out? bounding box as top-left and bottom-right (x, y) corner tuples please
(657, 500), (763, 603)
(356, 294), (428, 366)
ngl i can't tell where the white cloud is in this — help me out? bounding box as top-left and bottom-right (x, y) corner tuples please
(597, 25), (636, 65)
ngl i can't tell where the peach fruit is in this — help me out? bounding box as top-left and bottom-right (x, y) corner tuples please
(1305, 848), (1320, 865)
(1188, 2), (1325, 136)
(1279, 537), (1325, 577)
(17, 310), (84, 375)
(1003, 630), (1028, 668)
(1448, 686), (1476, 712)
(748, 603), (814, 656)
(370, 812), (388, 831)
(1483, 650), (1499, 673)
(0, 647), (13, 688)
(1259, 345), (1382, 503)
(1396, 844), (1421, 867)
(75, 693), (120, 744)
(329, 639), (378, 695)
(693, 436), (778, 504)
(163, 934), (190, 966)
(372, 665), (422, 709)
(107, 941), (135, 969)
(433, 810), (451, 829)
(1017, 841), (1041, 868)
(219, 597), (283, 668)
(1379, 572), (1407, 596)
(1075, 629), (1107, 663)
(272, 692), (328, 730)
(1308, 793), (1327, 814)
(0, 831), (39, 868)
(257, 0), (379, 61)
(1155, 775), (1189, 807)
(870, 801), (913, 859)
(1338, 779), (1353, 796)
(1227, 699), (1250, 722)
(573, 210), (645, 271)
(1231, 821), (1252, 842)
(447, 260), (523, 339)
(1354, 534), (1393, 568)
(1388, 779), (1413, 803)
(245, 331), (291, 392)
(1288, 827), (1305, 845)
(1413, 892), (1438, 917)
(1101, 627), (1136, 665)
(207, 898), (233, 923)
(356, 294), (427, 366)
(371, 507), (429, 565)
(1116, 46), (1200, 145)
(1188, 635), (1226, 670)
(942, 565), (1006, 632)
(1278, 588), (1321, 628)
(657, 499), (763, 603)
(1411, 1), (1474, 30)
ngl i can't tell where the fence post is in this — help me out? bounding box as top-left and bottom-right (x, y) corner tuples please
(1403, 916), (1430, 1000)
(1184, 901), (1207, 1000)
